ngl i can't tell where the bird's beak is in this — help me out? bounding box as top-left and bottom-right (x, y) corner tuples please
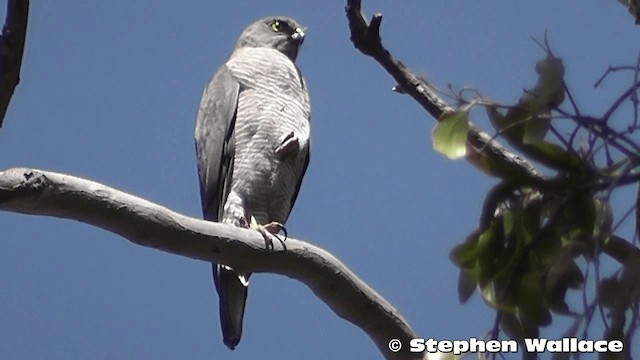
(291, 27), (306, 44)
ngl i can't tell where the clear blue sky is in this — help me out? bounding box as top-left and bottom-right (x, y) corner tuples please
(0, 1), (638, 359)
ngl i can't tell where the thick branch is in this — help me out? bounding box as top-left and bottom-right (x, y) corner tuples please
(0, 168), (423, 360)
(345, 0), (541, 181)
(0, 0), (29, 127)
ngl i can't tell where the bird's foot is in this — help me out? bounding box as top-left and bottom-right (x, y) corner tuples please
(249, 217), (287, 250)
(275, 131), (300, 159)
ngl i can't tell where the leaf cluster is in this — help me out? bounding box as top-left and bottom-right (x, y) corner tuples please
(437, 52), (640, 359)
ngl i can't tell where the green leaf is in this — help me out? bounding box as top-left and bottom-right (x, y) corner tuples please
(516, 273), (552, 329)
(432, 111), (469, 160)
(450, 230), (481, 268)
(476, 223), (504, 285)
(544, 250), (584, 314)
(494, 105), (551, 146)
(523, 140), (584, 172)
(488, 105), (527, 142)
(457, 268), (477, 304)
(522, 113), (551, 145)
(556, 193), (597, 250)
(522, 55), (566, 111)
(502, 208), (515, 238)
(480, 283), (501, 309)
(479, 279), (515, 313)
(500, 312), (525, 342)
(521, 200), (542, 245)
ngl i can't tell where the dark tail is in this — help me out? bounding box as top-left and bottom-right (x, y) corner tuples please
(212, 263), (249, 350)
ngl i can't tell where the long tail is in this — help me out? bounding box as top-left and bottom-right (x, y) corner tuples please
(213, 263), (249, 350)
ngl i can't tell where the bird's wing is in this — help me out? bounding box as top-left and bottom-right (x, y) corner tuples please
(287, 76), (311, 218)
(288, 141), (310, 216)
(195, 63), (239, 221)
(195, 62), (247, 350)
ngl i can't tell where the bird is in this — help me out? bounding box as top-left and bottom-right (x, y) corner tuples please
(194, 16), (311, 350)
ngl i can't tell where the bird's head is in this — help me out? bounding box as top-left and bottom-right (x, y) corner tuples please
(235, 16), (306, 61)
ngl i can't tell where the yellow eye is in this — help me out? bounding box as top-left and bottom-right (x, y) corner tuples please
(270, 21), (281, 32)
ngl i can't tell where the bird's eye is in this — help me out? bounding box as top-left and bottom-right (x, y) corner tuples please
(270, 20), (281, 32)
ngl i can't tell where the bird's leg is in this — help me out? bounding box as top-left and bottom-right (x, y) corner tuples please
(249, 216), (287, 250)
(223, 192), (249, 228)
(275, 131), (300, 159)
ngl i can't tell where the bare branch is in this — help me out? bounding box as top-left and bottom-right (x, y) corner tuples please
(344, 0), (542, 182)
(0, 167), (424, 360)
(0, 0), (29, 127)
(602, 79), (640, 124)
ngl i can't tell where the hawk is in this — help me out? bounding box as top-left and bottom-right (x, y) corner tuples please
(194, 16), (311, 350)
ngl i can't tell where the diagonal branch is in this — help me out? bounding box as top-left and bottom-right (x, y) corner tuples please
(344, 0), (640, 341)
(343, 0), (640, 264)
(0, 0), (29, 128)
(345, 0), (541, 182)
(0, 167), (424, 360)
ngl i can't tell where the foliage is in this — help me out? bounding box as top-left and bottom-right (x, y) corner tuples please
(433, 110), (470, 160)
(444, 46), (640, 359)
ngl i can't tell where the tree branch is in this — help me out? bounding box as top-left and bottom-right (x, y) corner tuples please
(344, 0), (541, 181)
(0, 0), (29, 128)
(0, 167), (424, 360)
(344, 0), (640, 336)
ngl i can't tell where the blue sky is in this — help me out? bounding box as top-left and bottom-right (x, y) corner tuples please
(0, 1), (638, 359)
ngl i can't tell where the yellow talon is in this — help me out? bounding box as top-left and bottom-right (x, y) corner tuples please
(248, 217), (288, 249)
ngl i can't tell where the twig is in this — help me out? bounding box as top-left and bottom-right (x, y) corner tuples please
(594, 65), (638, 88)
(602, 79), (640, 124)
